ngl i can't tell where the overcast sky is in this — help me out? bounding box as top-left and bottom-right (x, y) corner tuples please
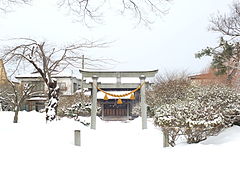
(0, 0), (232, 75)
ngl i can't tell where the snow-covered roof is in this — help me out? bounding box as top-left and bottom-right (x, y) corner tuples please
(84, 77), (141, 84)
(27, 97), (47, 101)
(16, 71), (81, 79)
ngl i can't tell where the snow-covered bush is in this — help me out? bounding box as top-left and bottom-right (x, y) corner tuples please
(58, 92), (101, 126)
(58, 92), (91, 117)
(154, 85), (240, 146)
(132, 103), (155, 118)
(65, 102), (92, 118)
(132, 103), (141, 117)
(147, 72), (191, 117)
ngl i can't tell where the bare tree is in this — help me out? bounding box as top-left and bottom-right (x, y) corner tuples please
(196, 1), (240, 86)
(210, 1), (240, 38)
(0, 80), (34, 123)
(0, 0), (30, 13)
(2, 38), (108, 122)
(58, 0), (171, 25)
(196, 38), (240, 85)
(0, 84), (13, 111)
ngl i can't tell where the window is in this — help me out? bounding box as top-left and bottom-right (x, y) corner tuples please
(58, 82), (67, 91)
(26, 81), (44, 92)
(35, 102), (45, 112)
(34, 82), (44, 91)
(73, 83), (78, 93)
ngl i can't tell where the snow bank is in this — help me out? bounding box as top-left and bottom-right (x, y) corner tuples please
(0, 111), (240, 180)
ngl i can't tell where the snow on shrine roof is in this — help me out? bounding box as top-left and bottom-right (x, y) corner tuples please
(85, 77), (141, 83)
(27, 97), (47, 101)
(15, 71), (81, 79)
(97, 91), (132, 99)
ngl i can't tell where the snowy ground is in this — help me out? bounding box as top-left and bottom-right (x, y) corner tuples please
(0, 111), (240, 180)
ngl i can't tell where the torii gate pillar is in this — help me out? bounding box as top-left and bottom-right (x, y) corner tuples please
(140, 75), (147, 129)
(91, 75), (98, 129)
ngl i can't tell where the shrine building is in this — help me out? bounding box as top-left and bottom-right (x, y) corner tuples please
(80, 69), (158, 129)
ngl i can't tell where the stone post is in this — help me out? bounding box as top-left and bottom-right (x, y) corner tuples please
(74, 130), (81, 146)
(163, 131), (169, 147)
(127, 103), (130, 120)
(91, 75), (98, 129)
(140, 75), (147, 129)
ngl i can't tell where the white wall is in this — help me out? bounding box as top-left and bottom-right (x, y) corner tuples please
(17, 76), (81, 96)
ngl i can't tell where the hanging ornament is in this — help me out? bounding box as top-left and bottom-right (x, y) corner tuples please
(95, 82), (144, 102)
(130, 93), (135, 100)
(117, 98), (123, 104)
(104, 94), (109, 100)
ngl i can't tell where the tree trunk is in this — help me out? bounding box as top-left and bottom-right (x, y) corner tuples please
(46, 79), (60, 122)
(226, 68), (237, 86)
(13, 106), (19, 123)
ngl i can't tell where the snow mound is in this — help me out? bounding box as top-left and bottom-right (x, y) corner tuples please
(0, 111), (240, 180)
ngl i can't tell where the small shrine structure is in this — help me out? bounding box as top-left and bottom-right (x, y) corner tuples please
(80, 69), (158, 129)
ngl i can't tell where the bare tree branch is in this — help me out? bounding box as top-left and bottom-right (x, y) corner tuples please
(0, 0), (31, 13)
(58, 0), (171, 26)
(0, 79), (35, 122)
(210, 1), (240, 39)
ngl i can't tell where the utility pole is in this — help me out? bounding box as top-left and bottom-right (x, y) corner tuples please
(81, 55), (84, 93)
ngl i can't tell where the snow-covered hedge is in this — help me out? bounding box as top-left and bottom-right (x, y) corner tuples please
(147, 73), (191, 117)
(58, 92), (101, 126)
(132, 103), (141, 117)
(65, 102), (92, 118)
(58, 92), (92, 118)
(154, 85), (240, 146)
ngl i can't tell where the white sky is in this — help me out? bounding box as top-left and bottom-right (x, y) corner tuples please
(0, 0), (232, 75)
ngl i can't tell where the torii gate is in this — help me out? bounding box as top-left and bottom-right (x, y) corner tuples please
(80, 69), (158, 130)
